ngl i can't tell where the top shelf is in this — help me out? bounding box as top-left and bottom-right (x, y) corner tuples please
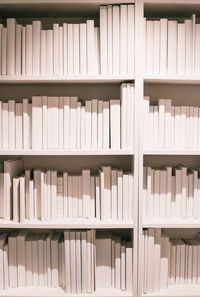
(0, 75), (134, 84)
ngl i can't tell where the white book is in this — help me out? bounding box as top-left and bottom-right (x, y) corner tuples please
(58, 26), (63, 75)
(70, 97), (77, 149)
(170, 106), (175, 148)
(158, 99), (165, 149)
(25, 24), (32, 75)
(29, 103), (32, 149)
(165, 99), (171, 148)
(85, 100), (92, 149)
(32, 20), (41, 75)
(166, 167), (172, 218)
(20, 176), (25, 222)
(51, 170), (57, 220)
(46, 232), (53, 287)
(153, 229), (161, 292)
(97, 100), (103, 149)
(8, 100), (15, 150)
(46, 30), (53, 75)
(77, 102), (81, 149)
(149, 106), (154, 149)
(42, 96), (47, 150)
(122, 174), (129, 220)
(181, 167), (187, 218)
(64, 97), (70, 149)
(94, 27), (100, 75)
(194, 107), (199, 149)
(125, 241), (133, 291)
(76, 232), (81, 293)
(100, 6), (108, 74)
(16, 103), (23, 150)
(82, 169), (90, 218)
(80, 23), (87, 75)
(146, 229), (154, 293)
(153, 21), (160, 74)
(170, 240), (176, 285)
(127, 5), (135, 74)
(87, 20), (94, 74)
(111, 169), (117, 220)
(13, 177), (20, 222)
(90, 176), (95, 218)
(160, 236), (169, 289)
(2, 103), (8, 149)
(81, 231), (87, 293)
(153, 170), (160, 218)
(78, 175), (82, 217)
(160, 19), (168, 74)
(95, 176), (100, 219)
(193, 170), (198, 218)
(59, 97), (64, 150)
(110, 100), (120, 149)
(147, 167), (153, 218)
(174, 106), (181, 149)
(34, 169), (42, 220)
(101, 166), (111, 219)
(195, 24), (200, 74)
(146, 21), (154, 74)
(63, 23), (68, 75)
(107, 5), (113, 75)
(130, 84), (135, 149)
(189, 106), (194, 149)
(25, 235), (32, 286)
(112, 5), (120, 74)
(22, 26), (26, 75)
(3, 243), (8, 290)
(115, 236), (121, 289)
(38, 234), (45, 286)
(0, 102), (2, 149)
(32, 96), (42, 149)
(175, 168), (182, 218)
(160, 170), (167, 218)
(53, 24), (59, 75)
(177, 23), (186, 75)
(180, 106), (186, 149)
(111, 236), (115, 288)
(120, 5), (127, 74)
(63, 172), (68, 218)
(185, 19), (193, 75)
(7, 18), (16, 75)
(92, 99), (98, 149)
(72, 176), (78, 218)
(168, 20), (177, 74)
(143, 96), (150, 149)
(51, 233), (60, 287)
(48, 97), (59, 149)
(67, 175), (73, 218)
(96, 232), (112, 288)
(29, 180), (34, 221)
(121, 241), (126, 290)
(0, 233), (7, 290)
(188, 172), (194, 218)
(153, 106), (159, 148)
(40, 30), (46, 75)
(121, 84), (127, 149)
(67, 24), (73, 75)
(73, 24), (79, 75)
(16, 24), (22, 75)
(8, 231), (18, 287)
(81, 106), (86, 149)
(128, 174), (134, 220)
(23, 99), (29, 150)
(103, 101), (109, 149)
(70, 231), (76, 293)
(17, 231), (26, 287)
(1, 28), (7, 75)
(117, 170), (123, 220)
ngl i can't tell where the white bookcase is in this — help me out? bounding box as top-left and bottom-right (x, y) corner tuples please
(1, 0), (200, 297)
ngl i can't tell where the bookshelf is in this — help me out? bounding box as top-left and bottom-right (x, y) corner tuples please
(0, 0), (137, 297)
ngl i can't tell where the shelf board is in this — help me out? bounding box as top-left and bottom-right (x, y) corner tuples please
(143, 150), (200, 155)
(143, 218), (200, 228)
(0, 75), (134, 84)
(143, 284), (200, 297)
(144, 75), (200, 85)
(0, 287), (132, 297)
(0, 150), (134, 156)
(0, 219), (134, 229)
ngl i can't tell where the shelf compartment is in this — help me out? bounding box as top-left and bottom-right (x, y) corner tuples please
(0, 287), (132, 297)
(0, 219), (134, 229)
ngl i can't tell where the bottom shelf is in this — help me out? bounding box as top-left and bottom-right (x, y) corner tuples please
(0, 287), (132, 297)
(143, 284), (200, 297)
